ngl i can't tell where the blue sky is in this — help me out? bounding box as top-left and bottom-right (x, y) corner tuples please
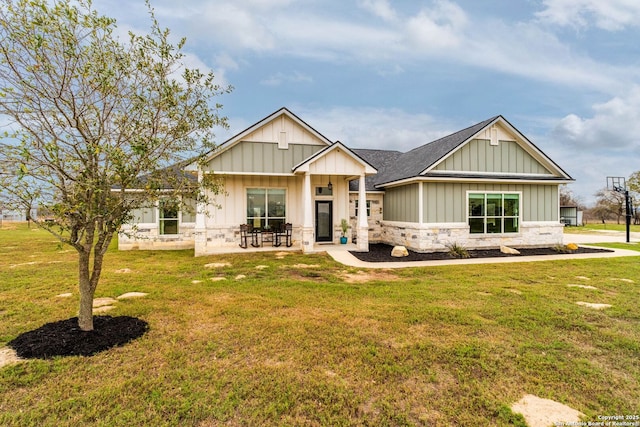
(101, 0), (640, 205)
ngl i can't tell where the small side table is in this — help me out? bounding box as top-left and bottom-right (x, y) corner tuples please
(261, 230), (274, 246)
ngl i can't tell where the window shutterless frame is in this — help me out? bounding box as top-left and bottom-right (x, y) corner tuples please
(159, 198), (180, 235)
(246, 188), (286, 230)
(467, 191), (521, 234)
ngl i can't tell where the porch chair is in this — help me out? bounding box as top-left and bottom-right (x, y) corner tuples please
(250, 224), (261, 247)
(276, 223), (293, 247)
(239, 224), (249, 249)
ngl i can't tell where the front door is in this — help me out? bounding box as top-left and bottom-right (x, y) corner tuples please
(315, 201), (333, 242)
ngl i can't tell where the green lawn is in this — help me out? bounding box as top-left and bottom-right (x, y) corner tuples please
(564, 223), (640, 233)
(1, 224), (640, 426)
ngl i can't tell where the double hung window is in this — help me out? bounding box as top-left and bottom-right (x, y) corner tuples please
(159, 199), (179, 235)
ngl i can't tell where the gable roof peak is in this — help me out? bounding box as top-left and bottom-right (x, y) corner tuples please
(371, 114), (573, 187)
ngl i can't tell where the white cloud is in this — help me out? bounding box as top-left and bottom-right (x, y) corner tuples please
(293, 106), (454, 152)
(544, 142), (637, 204)
(358, 0), (398, 23)
(101, 1), (639, 95)
(547, 87), (640, 203)
(214, 52), (240, 72)
(181, 2), (277, 51)
(461, 21), (626, 92)
(271, 16), (401, 62)
(405, 1), (468, 50)
(552, 86), (640, 151)
(260, 71), (313, 86)
(536, 0), (640, 30)
(211, 52), (241, 87)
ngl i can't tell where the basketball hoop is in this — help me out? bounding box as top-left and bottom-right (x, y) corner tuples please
(607, 176), (626, 193)
(606, 176), (632, 242)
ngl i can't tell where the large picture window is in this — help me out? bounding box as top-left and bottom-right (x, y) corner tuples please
(247, 188), (286, 230)
(469, 193), (519, 234)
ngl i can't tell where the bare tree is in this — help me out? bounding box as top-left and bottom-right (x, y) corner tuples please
(0, 0), (230, 330)
(593, 188), (626, 224)
(559, 184), (584, 209)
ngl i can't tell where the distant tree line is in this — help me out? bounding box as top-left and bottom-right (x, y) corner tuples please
(572, 173), (640, 225)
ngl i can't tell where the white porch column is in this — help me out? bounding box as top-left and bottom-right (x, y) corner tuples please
(302, 172), (314, 253)
(357, 173), (369, 252)
(194, 169), (207, 256)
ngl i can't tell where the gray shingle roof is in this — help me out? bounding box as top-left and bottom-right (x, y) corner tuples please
(350, 116), (500, 190)
(349, 149), (402, 191)
(374, 116), (499, 186)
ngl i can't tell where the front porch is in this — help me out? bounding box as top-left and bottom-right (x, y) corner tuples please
(191, 142), (377, 256)
(195, 241), (358, 255)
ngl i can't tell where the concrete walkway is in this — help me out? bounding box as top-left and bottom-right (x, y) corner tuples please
(326, 232), (640, 269)
(562, 229), (640, 244)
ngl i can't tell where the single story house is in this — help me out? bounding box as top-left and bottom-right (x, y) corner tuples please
(118, 107), (573, 255)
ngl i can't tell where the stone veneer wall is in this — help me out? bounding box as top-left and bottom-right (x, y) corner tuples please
(380, 221), (564, 253)
(118, 223), (196, 250)
(348, 193), (384, 243)
(194, 225), (302, 256)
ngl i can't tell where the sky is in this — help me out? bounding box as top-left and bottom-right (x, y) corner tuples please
(99, 0), (640, 206)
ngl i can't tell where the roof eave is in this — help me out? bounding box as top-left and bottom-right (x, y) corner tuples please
(375, 175), (574, 189)
(292, 141), (378, 174)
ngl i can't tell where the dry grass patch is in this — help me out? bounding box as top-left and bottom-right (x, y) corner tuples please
(0, 347), (21, 368)
(576, 301), (612, 310)
(338, 269), (399, 283)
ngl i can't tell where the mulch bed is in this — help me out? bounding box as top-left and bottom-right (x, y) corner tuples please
(350, 243), (613, 263)
(8, 315), (149, 359)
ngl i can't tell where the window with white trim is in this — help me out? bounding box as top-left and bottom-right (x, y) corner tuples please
(247, 188), (286, 230)
(468, 193), (519, 234)
(159, 199), (179, 235)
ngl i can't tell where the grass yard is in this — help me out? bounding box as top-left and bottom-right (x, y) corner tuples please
(1, 224), (640, 426)
(564, 223), (640, 233)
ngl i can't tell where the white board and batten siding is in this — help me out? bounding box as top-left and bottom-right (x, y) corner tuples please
(305, 147), (369, 176)
(245, 114), (328, 147)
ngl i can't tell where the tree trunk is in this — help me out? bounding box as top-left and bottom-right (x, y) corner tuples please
(77, 249), (95, 331)
(76, 229), (112, 331)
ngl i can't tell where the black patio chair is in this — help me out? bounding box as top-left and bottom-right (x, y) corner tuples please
(239, 224), (249, 249)
(250, 224), (261, 247)
(276, 223), (292, 247)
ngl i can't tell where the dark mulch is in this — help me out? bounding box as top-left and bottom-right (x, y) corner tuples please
(350, 243), (614, 263)
(8, 315), (149, 359)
